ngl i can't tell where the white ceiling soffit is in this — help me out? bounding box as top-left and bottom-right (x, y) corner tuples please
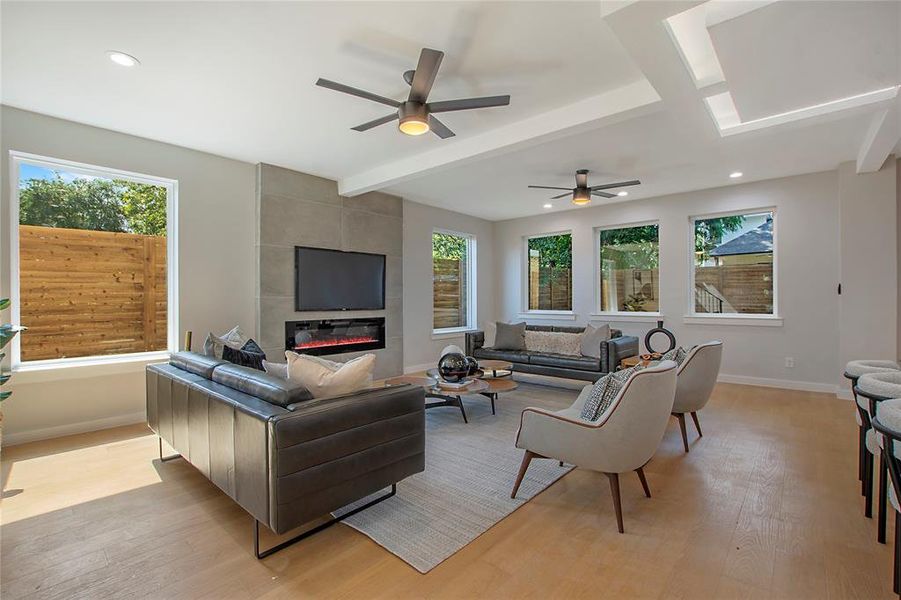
(666, 0), (900, 173)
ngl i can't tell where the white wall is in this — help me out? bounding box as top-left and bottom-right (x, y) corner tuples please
(494, 166), (897, 393)
(402, 200), (495, 370)
(1, 106), (257, 444)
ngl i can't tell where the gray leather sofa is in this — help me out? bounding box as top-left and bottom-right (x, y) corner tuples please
(146, 352), (425, 557)
(466, 325), (639, 382)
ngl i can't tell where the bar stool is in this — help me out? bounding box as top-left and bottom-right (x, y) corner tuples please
(857, 371), (901, 543)
(845, 360), (900, 486)
(870, 398), (901, 596)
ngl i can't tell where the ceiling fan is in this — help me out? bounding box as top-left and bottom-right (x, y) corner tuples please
(315, 47), (510, 139)
(528, 169), (641, 206)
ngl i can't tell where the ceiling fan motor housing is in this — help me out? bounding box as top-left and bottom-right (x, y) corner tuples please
(399, 101), (428, 125)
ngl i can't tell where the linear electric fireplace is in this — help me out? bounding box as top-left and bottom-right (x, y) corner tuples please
(285, 317), (385, 356)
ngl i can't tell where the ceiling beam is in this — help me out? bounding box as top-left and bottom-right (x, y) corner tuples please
(857, 105), (899, 173)
(337, 79), (661, 196)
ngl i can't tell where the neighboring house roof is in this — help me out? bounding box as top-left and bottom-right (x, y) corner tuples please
(710, 218), (773, 257)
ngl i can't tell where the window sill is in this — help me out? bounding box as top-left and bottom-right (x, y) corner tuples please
(590, 312), (663, 323)
(12, 351), (171, 384)
(431, 328), (476, 340)
(683, 315), (783, 327)
(517, 311), (577, 321)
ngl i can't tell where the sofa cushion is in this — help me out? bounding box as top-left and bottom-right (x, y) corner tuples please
(222, 338), (267, 371)
(529, 352), (601, 372)
(286, 352), (376, 399)
(203, 325), (248, 358)
(170, 351), (227, 379)
(473, 347), (530, 363)
(579, 323), (611, 358)
(580, 364), (645, 421)
(494, 321), (526, 351)
(211, 362), (313, 407)
(525, 330), (582, 356)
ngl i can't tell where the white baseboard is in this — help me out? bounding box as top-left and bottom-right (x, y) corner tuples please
(2, 411), (146, 446)
(716, 373), (840, 396)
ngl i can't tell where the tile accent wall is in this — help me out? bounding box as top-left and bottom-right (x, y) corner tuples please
(256, 163), (403, 378)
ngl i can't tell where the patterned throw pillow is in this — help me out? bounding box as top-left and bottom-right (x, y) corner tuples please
(524, 330), (582, 356)
(661, 346), (690, 365)
(580, 364), (645, 421)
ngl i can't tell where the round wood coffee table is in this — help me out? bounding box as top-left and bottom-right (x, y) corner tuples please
(479, 377), (518, 415)
(477, 359), (514, 378)
(383, 375), (488, 423)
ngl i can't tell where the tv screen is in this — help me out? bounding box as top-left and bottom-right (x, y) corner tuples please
(295, 247), (385, 311)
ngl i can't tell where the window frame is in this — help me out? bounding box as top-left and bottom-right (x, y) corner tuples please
(520, 230), (575, 319)
(593, 219), (662, 318)
(431, 228), (477, 335)
(7, 150), (179, 370)
(687, 206), (779, 322)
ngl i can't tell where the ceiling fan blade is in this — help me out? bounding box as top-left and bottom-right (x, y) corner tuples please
(591, 191), (616, 199)
(409, 48), (444, 103)
(428, 115), (455, 139)
(528, 185), (572, 191)
(316, 78), (400, 108)
(589, 179), (641, 192)
(551, 192), (572, 200)
(575, 170), (589, 188)
(351, 113), (399, 132)
(427, 95), (511, 113)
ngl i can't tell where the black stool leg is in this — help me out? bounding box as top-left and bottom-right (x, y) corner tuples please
(860, 424), (867, 483)
(894, 512), (900, 594)
(865, 450), (874, 518)
(880, 451), (888, 543)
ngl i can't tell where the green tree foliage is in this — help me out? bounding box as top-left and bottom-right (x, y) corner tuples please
(600, 225), (659, 269)
(432, 232), (467, 260)
(529, 234), (571, 268)
(694, 215), (745, 263)
(19, 174), (167, 236)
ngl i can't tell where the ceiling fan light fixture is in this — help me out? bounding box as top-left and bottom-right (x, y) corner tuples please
(398, 101), (430, 136)
(571, 188), (592, 206)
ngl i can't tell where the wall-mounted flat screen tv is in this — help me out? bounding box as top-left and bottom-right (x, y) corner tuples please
(294, 246), (386, 311)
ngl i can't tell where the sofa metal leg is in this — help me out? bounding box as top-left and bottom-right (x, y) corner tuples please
(158, 437), (181, 462)
(254, 484), (397, 559)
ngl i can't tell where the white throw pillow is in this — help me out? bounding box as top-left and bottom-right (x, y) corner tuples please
(203, 325), (248, 358)
(524, 330), (582, 356)
(285, 351), (376, 399)
(263, 360), (288, 379)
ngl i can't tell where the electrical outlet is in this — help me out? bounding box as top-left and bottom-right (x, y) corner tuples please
(785, 357), (795, 368)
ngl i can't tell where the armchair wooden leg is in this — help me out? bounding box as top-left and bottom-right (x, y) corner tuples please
(690, 412), (702, 437)
(675, 413), (689, 453)
(511, 450), (536, 498)
(606, 473), (625, 533)
(636, 467), (651, 498)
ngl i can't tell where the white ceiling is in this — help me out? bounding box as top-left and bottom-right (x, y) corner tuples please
(2, 1), (900, 221)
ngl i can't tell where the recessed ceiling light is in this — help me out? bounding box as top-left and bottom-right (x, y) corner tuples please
(107, 51), (140, 67)
(543, 203), (553, 209)
(729, 171), (743, 179)
(617, 191), (628, 197)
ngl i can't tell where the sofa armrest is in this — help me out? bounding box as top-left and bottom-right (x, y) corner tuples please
(603, 335), (639, 372)
(466, 330), (485, 355)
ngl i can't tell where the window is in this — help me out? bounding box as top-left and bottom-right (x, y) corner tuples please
(598, 223), (659, 313)
(10, 153), (177, 365)
(691, 210), (775, 315)
(432, 230), (475, 332)
(526, 232), (572, 311)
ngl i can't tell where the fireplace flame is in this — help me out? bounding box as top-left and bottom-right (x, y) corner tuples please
(293, 336), (379, 350)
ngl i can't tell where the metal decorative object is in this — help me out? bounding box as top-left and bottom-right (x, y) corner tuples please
(464, 356), (480, 376)
(644, 320), (676, 355)
(438, 352), (469, 383)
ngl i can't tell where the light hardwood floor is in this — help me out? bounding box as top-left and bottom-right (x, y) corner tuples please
(0, 382), (895, 599)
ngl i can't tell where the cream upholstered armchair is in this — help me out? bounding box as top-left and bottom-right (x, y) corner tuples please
(511, 361), (678, 533)
(671, 341), (723, 452)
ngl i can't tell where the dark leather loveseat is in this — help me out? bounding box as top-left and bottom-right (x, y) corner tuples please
(466, 325), (639, 382)
(146, 352), (425, 557)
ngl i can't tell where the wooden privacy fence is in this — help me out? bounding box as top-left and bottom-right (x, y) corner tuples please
(695, 263), (773, 314)
(18, 225), (167, 361)
(433, 257), (467, 329)
(529, 257), (572, 311)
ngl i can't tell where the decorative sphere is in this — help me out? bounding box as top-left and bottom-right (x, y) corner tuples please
(464, 356), (479, 376)
(438, 352), (469, 383)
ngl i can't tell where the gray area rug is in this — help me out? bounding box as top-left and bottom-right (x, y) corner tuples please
(334, 382), (576, 573)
